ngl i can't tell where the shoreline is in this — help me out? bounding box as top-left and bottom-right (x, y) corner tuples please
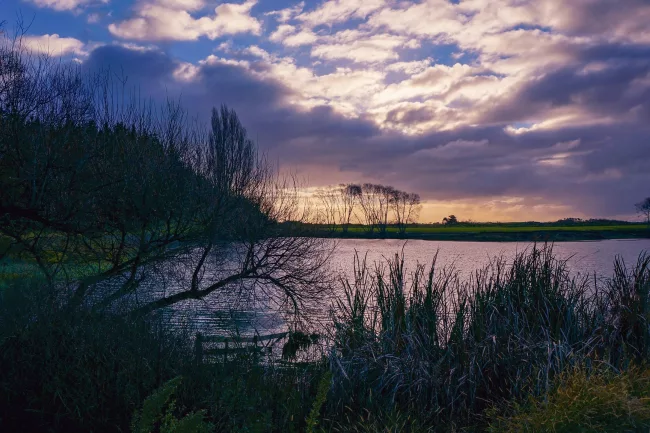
(306, 229), (650, 242)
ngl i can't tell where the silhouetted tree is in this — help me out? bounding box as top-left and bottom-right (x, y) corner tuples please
(315, 186), (343, 232)
(443, 215), (459, 225)
(338, 183), (420, 236)
(376, 185), (396, 236)
(315, 183), (363, 234)
(392, 191), (421, 235)
(636, 198), (650, 228)
(358, 184), (380, 234)
(340, 184), (361, 233)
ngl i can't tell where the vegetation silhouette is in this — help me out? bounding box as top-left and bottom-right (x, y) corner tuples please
(315, 183), (421, 237)
(0, 28), (332, 319)
(637, 197), (650, 228)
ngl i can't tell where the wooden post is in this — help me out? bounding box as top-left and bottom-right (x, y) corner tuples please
(195, 332), (203, 366)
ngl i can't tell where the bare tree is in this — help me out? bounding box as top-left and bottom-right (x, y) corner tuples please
(358, 184), (381, 234)
(352, 184), (422, 236)
(315, 186), (343, 232)
(314, 183), (362, 234)
(376, 185), (397, 236)
(636, 197), (650, 228)
(392, 191), (421, 235)
(340, 184), (361, 233)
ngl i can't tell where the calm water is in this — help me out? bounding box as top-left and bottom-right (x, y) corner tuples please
(164, 239), (650, 339)
(329, 239), (650, 280)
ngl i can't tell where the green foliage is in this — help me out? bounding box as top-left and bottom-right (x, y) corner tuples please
(132, 376), (213, 433)
(306, 370), (332, 433)
(488, 367), (650, 433)
(3, 244), (650, 433)
(180, 359), (325, 433)
(132, 377), (183, 433)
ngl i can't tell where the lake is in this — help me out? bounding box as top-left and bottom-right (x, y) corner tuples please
(165, 238), (650, 339)
(329, 238), (650, 280)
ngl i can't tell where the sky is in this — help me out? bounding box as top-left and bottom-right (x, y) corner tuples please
(2, 0), (650, 222)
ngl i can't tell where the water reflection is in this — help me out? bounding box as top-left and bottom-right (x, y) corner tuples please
(99, 239), (650, 341)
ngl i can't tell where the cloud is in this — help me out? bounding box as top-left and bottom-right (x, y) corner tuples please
(477, 43), (650, 126)
(311, 31), (417, 63)
(23, 0), (643, 220)
(367, 0), (466, 41)
(269, 24), (318, 47)
(87, 13), (101, 23)
(21, 34), (86, 56)
(24, 0), (104, 12)
(265, 1), (304, 23)
(533, 0), (650, 43)
(415, 139), (490, 159)
(108, 0), (261, 41)
(78, 42), (650, 220)
(296, 0), (385, 27)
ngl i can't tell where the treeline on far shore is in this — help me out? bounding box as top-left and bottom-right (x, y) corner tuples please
(288, 218), (650, 241)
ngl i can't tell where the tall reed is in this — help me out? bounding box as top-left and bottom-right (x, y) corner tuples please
(329, 244), (650, 429)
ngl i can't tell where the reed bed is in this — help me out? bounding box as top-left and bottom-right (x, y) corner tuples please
(328, 244), (650, 430)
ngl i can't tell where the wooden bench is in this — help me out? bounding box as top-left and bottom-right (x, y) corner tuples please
(194, 331), (288, 364)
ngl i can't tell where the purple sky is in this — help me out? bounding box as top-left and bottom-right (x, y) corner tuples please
(2, 0), (650, 222)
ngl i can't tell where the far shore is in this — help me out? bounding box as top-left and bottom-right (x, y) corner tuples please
(302, 224), (650, 242)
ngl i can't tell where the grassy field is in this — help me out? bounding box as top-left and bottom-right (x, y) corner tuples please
(310, 223), (650, 241)
(345, 224), (645, 233)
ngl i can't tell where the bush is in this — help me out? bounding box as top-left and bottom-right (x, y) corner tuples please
(2, 246), (650, 433)
(131, 376), (213, 433)
(488, 367), (650, 432)
(0, 276), (328, 432)
(0, 282), (193, 432)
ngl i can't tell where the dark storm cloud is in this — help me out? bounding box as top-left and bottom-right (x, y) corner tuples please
(83, 43), (650, 218)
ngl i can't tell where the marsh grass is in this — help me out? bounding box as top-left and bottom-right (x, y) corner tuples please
(328, 244), (650, 430)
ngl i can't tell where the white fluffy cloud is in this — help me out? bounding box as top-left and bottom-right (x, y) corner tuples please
(21, 0), (650, 219)
(296, 0), (385, 27)
(311, 32), (417, 63)
(109, 0), (261, 41)
(25, 0), (102, 12)
(269, 25), (318, 47)
(21, 34), (86, 56)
